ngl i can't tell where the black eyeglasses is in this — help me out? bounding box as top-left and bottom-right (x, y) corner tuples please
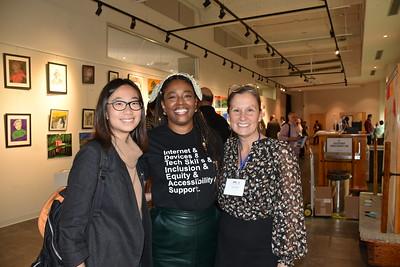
(107, 100), (142, 111)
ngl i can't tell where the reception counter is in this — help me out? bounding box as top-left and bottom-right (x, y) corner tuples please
(315, 131), (369, 192)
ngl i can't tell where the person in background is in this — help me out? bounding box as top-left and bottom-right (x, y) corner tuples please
(342, 116), (350, 131)
(364, 114), (374, 145)
(266, 114), (281, 139)
(373, 120), (384, 145)
(199, 86), (231, 143)
(312, 120), (322, 145)
(278, 112), (302, 157)
(144, 73), (222, 267)
(215, 85), (307, 267)
(145, 101), (157, 130)
(299, 119), (309, 158)
(58, 79), (152, 267)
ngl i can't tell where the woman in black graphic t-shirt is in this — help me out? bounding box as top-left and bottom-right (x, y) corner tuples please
(143, 73), (222, 267)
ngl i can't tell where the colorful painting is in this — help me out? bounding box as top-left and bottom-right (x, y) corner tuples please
(49, 109), (69, 131)
(4, 113), (31, 148)
(3, 53), (31, 89)
(47, 133), (72, 158)
(79, 132), (95, 148)
(147, 78), (161, 96)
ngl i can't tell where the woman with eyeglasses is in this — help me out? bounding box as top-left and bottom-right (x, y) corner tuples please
(215, 85), (307, 267)
(143, 73), (222, 267)
(58, 79), (152, 267)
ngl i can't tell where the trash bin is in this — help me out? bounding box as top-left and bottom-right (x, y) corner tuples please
(327, 170), (352, 214)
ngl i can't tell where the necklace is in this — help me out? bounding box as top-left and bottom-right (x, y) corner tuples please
(238, 132), (260, 171)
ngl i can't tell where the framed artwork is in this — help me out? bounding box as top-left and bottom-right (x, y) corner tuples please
(128, 74), (142, 90)
(47, 133), (72, 158)
(147, 78), (161, 96)
(82, 108), (95, 129)
(47, 62), (67, 94)
(82, 65), (95, 84)
(79, 132), (95, 148)
(108, 71), (119, 81)
(49, 109), (69, 131)
(4, 113), (31, 148)
(3, 53), (31, 89)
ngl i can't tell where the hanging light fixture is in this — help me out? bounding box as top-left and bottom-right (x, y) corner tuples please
(266, 45), (271, 54)
(204, 50), (208, 58)
(203, 0), (211, 8)
(184, 41), (188, 50)
(165, 33), (170, 43)
(231, 62), (234, 69)
(252, 72), (255, 78)
(222, 58), (226, 66)
(271, 50), (275, 57)
(95, 2), (103, 16)
(219, 6), (226, 19)
(254, 35), (260, 44)
(130, 17), (136, 29)
(239, 66), (242, 72)
(244, 28), (250, 37)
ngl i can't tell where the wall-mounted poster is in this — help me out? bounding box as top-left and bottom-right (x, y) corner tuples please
(128, 74), (143, 90)
(79, 132), (95, 148)
(82, 108), (95, 129)
(3, 53), (31, 89)
(108, 71), (119, 81)
(147, 78), (161, 96)
(4, 113), (31, 148)
(47, 133), (72, 158)
(47, 62), (67, 94)
(49, 109), (69, 131)
(82, 65), (95, 84)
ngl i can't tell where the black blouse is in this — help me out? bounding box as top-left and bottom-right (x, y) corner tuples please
(217, 137), (307, 266)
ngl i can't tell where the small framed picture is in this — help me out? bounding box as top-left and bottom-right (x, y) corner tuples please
(82, 65), (95, 84)
(4, 113), (31, 148)
(47, 133), (72, 158)
(47, 62), (67, 94)
(79, 132), (95, 148)
(82, 108), (95, 129)
(49, 109), (69, 131)
(3, 53), (31, 89)
(108, 71), (119, 81)
(128, 74), (142, 89)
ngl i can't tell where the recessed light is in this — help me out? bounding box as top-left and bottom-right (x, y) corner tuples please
(122, 56), (126, 60)
(373, 66), (377, 69)
(383, 34), (388, 38)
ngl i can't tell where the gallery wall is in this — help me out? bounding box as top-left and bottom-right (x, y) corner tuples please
(0, 0), (282, 227)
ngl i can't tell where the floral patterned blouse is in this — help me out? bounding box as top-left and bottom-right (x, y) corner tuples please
(217, 137), (307, 266)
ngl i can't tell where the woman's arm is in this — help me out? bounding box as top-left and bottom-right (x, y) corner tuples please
(272, 143), (307, 266)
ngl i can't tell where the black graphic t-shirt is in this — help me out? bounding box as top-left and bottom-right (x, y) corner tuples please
(144, 125), (217, 211)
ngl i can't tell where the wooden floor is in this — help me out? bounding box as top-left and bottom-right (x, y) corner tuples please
(0, 217), (369, 267)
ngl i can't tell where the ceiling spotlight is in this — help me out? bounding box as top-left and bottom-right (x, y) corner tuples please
(300, 73), (303, 78)
(280, 58), (284, 64)
(373, 66), (377, 69)
(383, 34), (388, 38)
(244, 28), (250, 37)
(266, 45), (271, 53)
(288, 64), (291, 70)
(345, 78), (348, 86)
(184, 41), (188, 50)
(330, 29), (334, 38)
(239, 66), (242, 72)
(271, 50), (275, 57)
(304, 77), (308, 82)
(291, 65), (295, 71)
(254, 36), (260, 44)
(130, 17), (136, 29)
(252, 72), (255, 78)
(204, 50), (208, 58)
(95, 2), (103, 16)
(165, 33), (170, 43)
(219, 7), (226, 19)
(222, 58), (226, 66)
(258, 75), (261, 81)
(261, 77), (263, 82)
(203, 0), (211, 8)
(231, 62), (234, 69)
(335, 50), (340, 55)
(266, 79), (269, 84)
(341, 68), (344, 73)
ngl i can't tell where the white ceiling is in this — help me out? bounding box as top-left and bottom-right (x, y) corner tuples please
(109, 0), (400, 91)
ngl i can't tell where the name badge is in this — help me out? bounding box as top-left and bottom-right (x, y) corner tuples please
(223, 179), (245, 196)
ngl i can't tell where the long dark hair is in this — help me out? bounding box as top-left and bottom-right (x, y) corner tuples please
(94, 78), (148, 151)
(153, 75), (222, 165)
